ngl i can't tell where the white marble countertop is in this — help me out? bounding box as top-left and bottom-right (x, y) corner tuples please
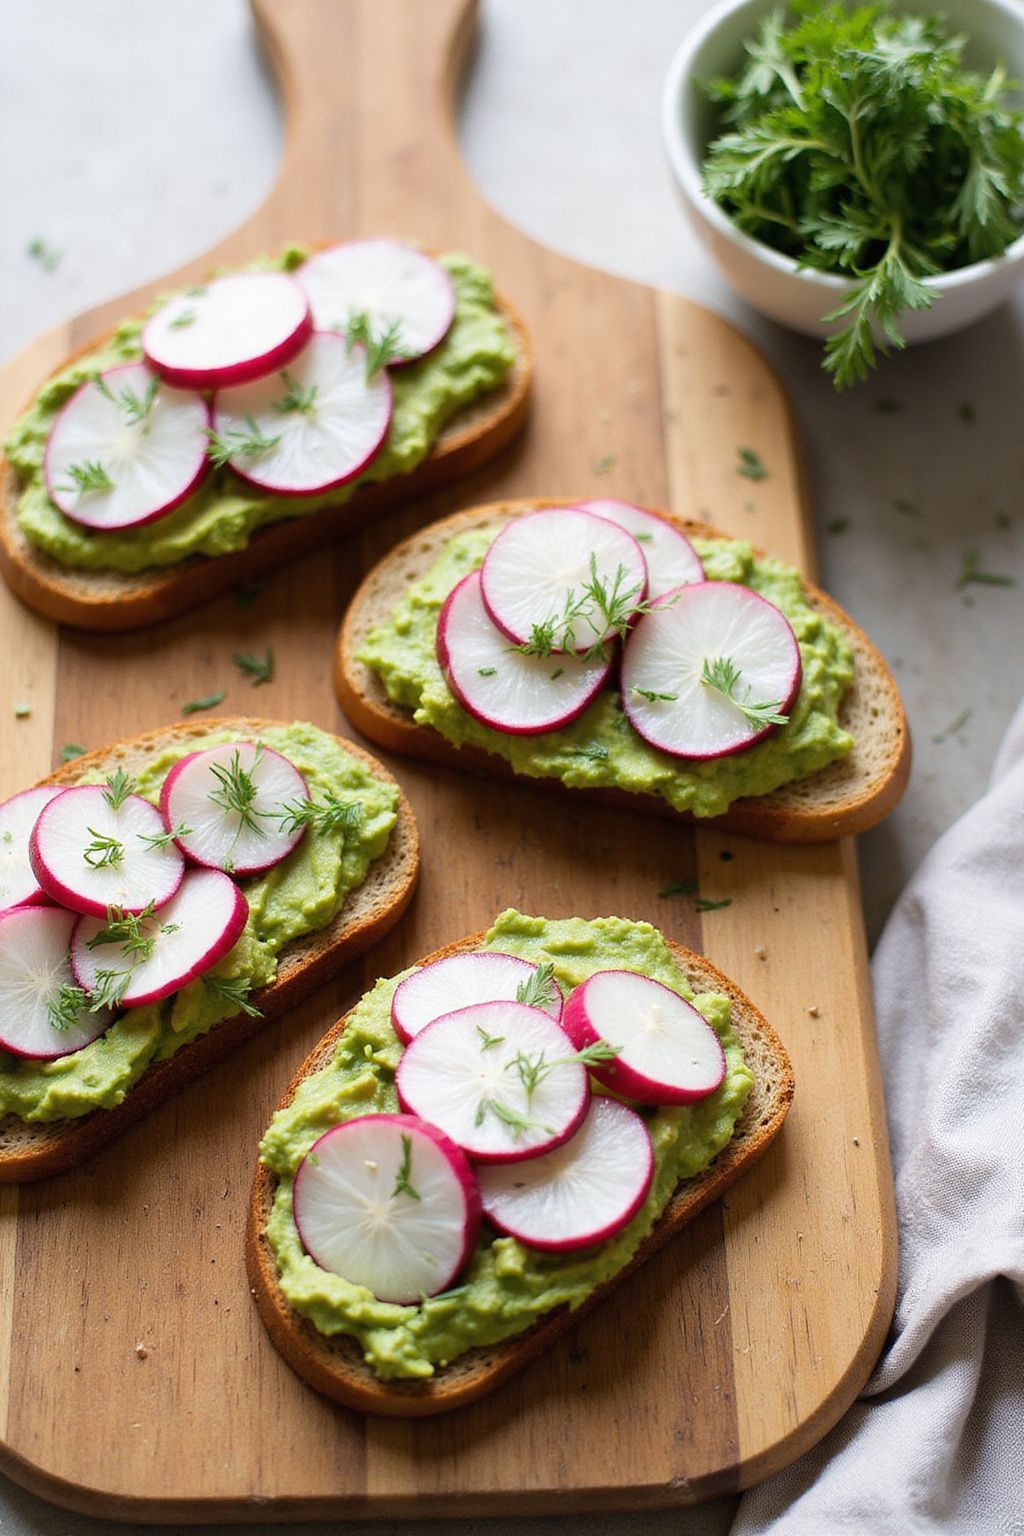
(0, 1), (1020, 1532)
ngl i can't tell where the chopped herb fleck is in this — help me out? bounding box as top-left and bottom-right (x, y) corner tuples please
(695, 896), (733, 913)
(233, 648), (274, 686)
(60, 743), (86, 763)
(826, 517), (850, 536)
(956, 549), (1015, 590)
(514, 962), (558, 1012)
(659, 878), (698, 898)
(391, 1133), (422, 1201)
(631, 687), (678, 703)
(737, 447), (767, 481)
(932, 706), (972, 744)
(477, 666), (497, 677)
(182, 691), (226, 716)
(203, 974), (262, 1017)
(958, 401), (976, 425)
(169, 307), (197, 329)
(27, 238), (61, 272)
(593, 453), (616, 475)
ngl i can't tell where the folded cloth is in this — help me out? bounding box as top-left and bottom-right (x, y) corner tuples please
(731, 700), (1024, 1536)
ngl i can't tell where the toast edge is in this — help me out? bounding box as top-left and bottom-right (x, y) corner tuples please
(0, 721), (421, 1182)
(245, 932), (794, 1417)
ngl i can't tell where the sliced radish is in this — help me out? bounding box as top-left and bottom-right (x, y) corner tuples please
(292, 1113), (480, 1304)
(71, 869), (247, 1008)
(160, 742), (309, 877)
(436, 570), (611, 736)
(142, 272), (311, 389)
(480, 508), (648, 652)
(296, 240), (455, 363)
(391, 950), (563, 1045)
(44, 363), (209, 531)
(577, 500), (704, 598)
(479, 1096), (654, 1252)
(0, 787), (62, 915)
(396, 1000), (589, 1164)
(209, 332), (392, 496)
(563, 970), (725, 1105)
(621, 581), (802, 760)
(29, 785), (184, 918)
(0, 906), (115, 1060)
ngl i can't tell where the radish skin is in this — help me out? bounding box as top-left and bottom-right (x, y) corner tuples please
(0, 907), (114, 1061)
(30, 786), (185, 919)
(0, 787), (62, 915)
(563, 970), (726, 1104)
(391, 950), (563, 1044)
(142, 272), (312, 389)
(478, 1096), (654, 1252)
(292, 1113), (481, 1304)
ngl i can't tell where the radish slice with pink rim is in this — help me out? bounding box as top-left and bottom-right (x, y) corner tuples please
(396, 1000), (589, 1164)
(621, 580), (802, 759)
(437, 570), (611, 736)
(478, 1096), (654, 1253)
(563, 970), (725, 1105)
(142, 271), (312, 389)
(0, 907), (115, 1060)
(292, 1113), (481, 1304)
(160, 742), (309, 877)
(295, 240), (455, 363)
(480, 507), (648, 652)
(391, 950), (563, 1044)
(210, 332), (392, 496)
(0, 787), (62, 915)
(29, 785), (185, 918)
(44, 363), (209, 531)
(71, 869), (248, 1008)
(577, 500), (704, 598)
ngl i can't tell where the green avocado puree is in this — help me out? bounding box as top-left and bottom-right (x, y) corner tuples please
(0, 722), (399, 1123)
(358, 526), (855, 818)
(260, 909), (753, 1381)
(5, 251), (516, 574)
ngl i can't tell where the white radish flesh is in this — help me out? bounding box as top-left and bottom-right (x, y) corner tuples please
(44, 364), (209, 531)
(210, 332), (392, 496)
(621, 581), (802, 759)
(480, 508), (648, 651)
(396, 1000), (589, 1164)
(292, 1113), (481, 1304)
(296, 240), (455, 362)
(71, 869), (248, 1008)
(0, 907), (114, 1060)
(0, 787), (62, 914)
(436, 570), (611, 736)
(30, 786), (185, 918)
(478, 1096), (654, 1252)
(391, 950), (563, 1044)
(577, 500), (704, 598)
(160, 742), (308, 877)
(562, 970), (725, 1105)
(142, 272), (311, 389)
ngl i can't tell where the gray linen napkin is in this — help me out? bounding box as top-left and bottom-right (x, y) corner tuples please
(731, 701), (1024, 1535)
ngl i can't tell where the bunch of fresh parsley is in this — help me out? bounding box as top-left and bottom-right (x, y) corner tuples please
(700, 2), (1024, 387)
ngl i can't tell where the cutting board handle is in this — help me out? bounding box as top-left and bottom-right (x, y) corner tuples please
(248, 0), (484, 243)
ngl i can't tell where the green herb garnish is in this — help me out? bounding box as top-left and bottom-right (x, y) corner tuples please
(695, 895), (733, 913)
(391, 1134), (422, 1201)
(89, 967), (132, 1011)
(205, 416), (280, 468)
(61, 460), (113, 495)
(594, 453), (616, 475)
(60, 743), (87, 763)
(631, 688), (678, 702)
(701, 3), (1024, 387)
(345, 311), (410, 377)
(476, 1026), (505, 1051)
(103, 768), (136, 810)
(955, 549), (1016, 590)
(477, 666), (497, 677)
(203, 974), (263, 1017)
(27, 238), (61, 272)
(826, 517), (849, 536)
(137, 824), (190, 852)
(233, 648), (274, 686)
(659, 878), (698, 898)
(737, 446), (767, 481)
(932, 706), (972, 744)
(47, 983), (87, 1033)
(514, 961), (558, 1012)
(86, 904), (156, 962)
(181, 691), (226, 716)
(97, 373), (159, 425)
(169, 307), (198, 329)
(273, 794), (364, 836)
(272, 371), (318, 414)
(83, 829), (124, 869)
(208, 748), (267, 840)
(701, 655), (790, 728)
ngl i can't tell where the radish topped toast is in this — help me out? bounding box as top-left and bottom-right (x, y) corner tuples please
(0, 242), (530, 630)
(247, 910), (793, 1415)
(337, 499), (910, 842)
(0, 719), (419, 1182)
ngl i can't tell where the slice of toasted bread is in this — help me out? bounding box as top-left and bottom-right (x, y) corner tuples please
(334, 499), (911, 843)
(0, 299), (531, 632)
(246, 930), (793, 1416)
(0, 717), (419, 1183)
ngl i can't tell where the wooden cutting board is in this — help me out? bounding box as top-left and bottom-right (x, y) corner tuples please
(0, 0), (897, 1519)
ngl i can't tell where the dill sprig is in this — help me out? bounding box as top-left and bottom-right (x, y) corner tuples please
(205, 416), (280, 468)
(510, 554), (667, 660)
(47, 983), (88, 1034)
(103, 768), (136, 810)
(700, 656), (790, 729)
(137, 824), (190, 853)
(391, 1134), (422, 1201)
(514, 961), (559, 1012)
(83, 829), (125, 869)
(86, 903), (157, 963)
(273, 794), (364, 836)
(207, 748), (267, 839)
(233, 648), (274, 686)
(61, 460), (113, 495)
(272, 371), (318, 414)
(344, 310), (410, 377)
(203, 974), (263, 1017)
(96, 372), (159, 425)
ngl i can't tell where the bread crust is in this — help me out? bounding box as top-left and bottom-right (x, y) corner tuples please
(246, 930), (793, 1416)
(334, 499), (911, 844)
(0, 297), (531, 632)
(0, 718), (420, 1182)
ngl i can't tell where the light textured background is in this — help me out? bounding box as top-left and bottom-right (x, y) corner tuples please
(0, 1), (1021, 1531)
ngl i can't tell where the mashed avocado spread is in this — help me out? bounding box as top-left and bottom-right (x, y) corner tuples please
(358, 525), (855, 819)
(0, 722), (399, 1123)
(260, 909), (753, 1381)
(5, 251), (516, 574)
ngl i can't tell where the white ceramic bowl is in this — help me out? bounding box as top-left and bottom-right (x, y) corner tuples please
(661, 0), (1024, 341)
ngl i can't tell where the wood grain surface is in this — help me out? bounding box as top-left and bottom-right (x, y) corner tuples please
(0, 0), (897, 1519)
